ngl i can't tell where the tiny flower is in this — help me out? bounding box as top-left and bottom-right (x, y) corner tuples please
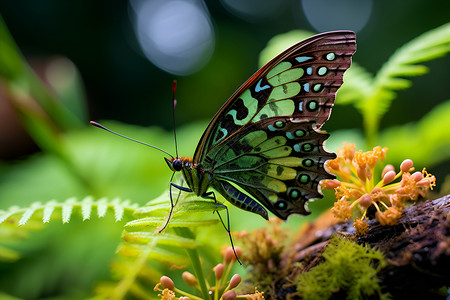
(376, 206), (402, 226)
(182, 271), (197, 286)
(228, 274), (241, 289)
(327, 143), (436, 234)
(327, 159), (341, 172)
(332, 199), (352, 221)
(160, 276), (175, 290)
(353, 217), (369, 235)
(160, 289), (176, 300)
(336, 142), (356, 160)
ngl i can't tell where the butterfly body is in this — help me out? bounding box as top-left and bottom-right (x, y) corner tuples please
(167, 31), (356, 220)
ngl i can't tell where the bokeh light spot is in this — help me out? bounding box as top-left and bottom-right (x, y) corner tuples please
(130, 0), (215, 75)
(301, 0), (372, 32)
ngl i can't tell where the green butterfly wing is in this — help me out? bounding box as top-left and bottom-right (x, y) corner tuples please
(194, 31), (356, 219)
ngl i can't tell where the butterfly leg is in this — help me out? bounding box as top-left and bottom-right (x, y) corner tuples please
(202, 191), (242, 265)
(156, 182), (192, 233)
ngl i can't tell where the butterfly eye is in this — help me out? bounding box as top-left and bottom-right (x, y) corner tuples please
(172, 159), (183, 171)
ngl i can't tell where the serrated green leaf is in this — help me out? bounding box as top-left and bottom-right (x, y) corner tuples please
(168, 219), (220, 227)
(0, 197), (137, 225)
(97, 198), (109, 218)
(122, 231), (200, 248)
(116, 243), (187, 264)
(125, 216), (219, 229)
(174, 200), (226, 214)
(0, 207), (20, 225)
(42, 200), (58, 223)
(124, 217), (166, 228)
(81, 196), (94, 220)
(133, 203), (171, 217)
(18, 202), (42, 226)
(62, 198), (76, 223)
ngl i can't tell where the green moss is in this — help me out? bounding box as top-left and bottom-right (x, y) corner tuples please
(295, 236), (391, 300)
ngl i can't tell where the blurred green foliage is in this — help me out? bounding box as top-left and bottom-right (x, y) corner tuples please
(0, 3), (449, 299)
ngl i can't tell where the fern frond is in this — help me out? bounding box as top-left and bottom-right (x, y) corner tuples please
(105, 190), (227, 300)
(0, 196), (139, 226)
(356, 23), (450, 146)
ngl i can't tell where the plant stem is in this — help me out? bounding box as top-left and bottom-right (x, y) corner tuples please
(175, 227), (210, 299)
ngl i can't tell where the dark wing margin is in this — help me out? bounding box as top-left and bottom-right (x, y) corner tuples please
(193, 31), (356, 164)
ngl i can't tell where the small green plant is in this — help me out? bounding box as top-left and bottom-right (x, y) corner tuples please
(295, 236), (390, 300)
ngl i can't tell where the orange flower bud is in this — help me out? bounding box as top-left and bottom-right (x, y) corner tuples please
(222, 290), (237, 300)
(223, 247), (235, 263)
(416, 178), (431, 186)
(182, 271), (197, 286)
(383, 170), (396, 185)
(322, 179), (341, 189)
(160, 276), (174, 290)
(228, 274), (242, 289)
(358, 194), (372, 208)
(381, 164), (395, 178)
(214, 263), (224, 280)
(400, 159), (413, 173)
(234, 246), (243, 259)
(356, 166), (367, 182)
(411, 171), (424, 182)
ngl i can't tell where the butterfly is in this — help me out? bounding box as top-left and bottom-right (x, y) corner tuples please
(92, 31), (356, 224)
(165, 31), (356, 220)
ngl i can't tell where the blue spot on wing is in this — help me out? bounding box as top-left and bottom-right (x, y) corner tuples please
(295, 56), (314, 63)
(304, 83), (310, 92)
(255, 79), (270, 92)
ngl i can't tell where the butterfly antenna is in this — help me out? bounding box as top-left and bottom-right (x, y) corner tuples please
(172, 80), (179, 158)
(90, 121), (174, 159)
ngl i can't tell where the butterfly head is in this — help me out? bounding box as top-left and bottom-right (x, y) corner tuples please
(165, 156), (194, 172)
(165, 157), (183, 172)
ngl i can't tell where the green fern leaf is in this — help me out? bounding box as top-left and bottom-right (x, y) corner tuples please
(356, 23), (450, 146)
(107, 189), (228, 299)
(122, 232), (200, 248)
(0, 196), (138, 226)
(42, 200), (58, 223)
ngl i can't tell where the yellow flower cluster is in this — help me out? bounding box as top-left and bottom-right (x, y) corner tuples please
(322, 143), (436, 235)
(154, 246), (264, 300)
